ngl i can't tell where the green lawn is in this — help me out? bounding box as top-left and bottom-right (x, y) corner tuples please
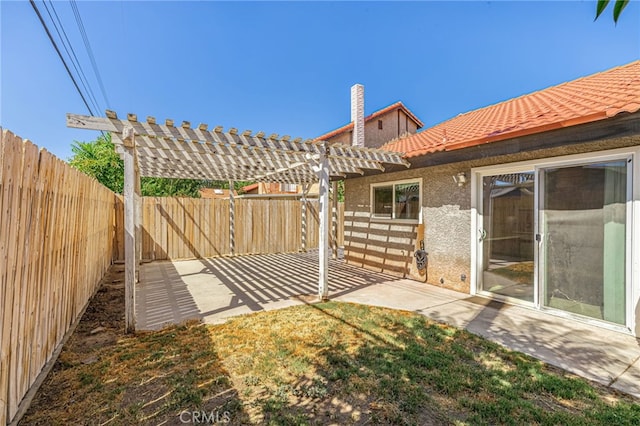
(22, 293), (640, 425)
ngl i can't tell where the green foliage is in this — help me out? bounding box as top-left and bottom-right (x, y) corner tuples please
(140, 177), (202, 198)
(69, 133), (203, 197)
(336, 180), (345, 202)
(595, 0), (629, 23)
(69, 133), (124, 193)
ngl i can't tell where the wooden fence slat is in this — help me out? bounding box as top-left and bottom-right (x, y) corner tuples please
(32, 150), (53, 389)
(0, 130), (21, 425)
(6, 135), (26, 420)
(13, 139), (39, 411)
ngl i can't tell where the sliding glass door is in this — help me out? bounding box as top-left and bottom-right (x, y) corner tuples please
(477, 155), (631, 328)
(480, 171), (535, 302)
(539, 160), (628, 325)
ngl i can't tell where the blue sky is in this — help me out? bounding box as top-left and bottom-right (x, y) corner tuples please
(2, 1), (639, 160)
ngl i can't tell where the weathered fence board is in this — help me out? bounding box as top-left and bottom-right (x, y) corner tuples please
(0, 130), (116, 424)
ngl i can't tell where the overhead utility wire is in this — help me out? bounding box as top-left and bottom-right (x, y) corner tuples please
(29, 0), (95, 116)
(46, 0), (101, 113)
(43, 0), (101, 113)
(70, 0), (111, 109)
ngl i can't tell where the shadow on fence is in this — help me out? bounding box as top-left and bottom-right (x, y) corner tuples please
(116, 197), (344, 262)
(343, 210), (417, 277)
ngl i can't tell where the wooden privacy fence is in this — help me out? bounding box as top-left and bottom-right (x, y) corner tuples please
(0, 129), (116, 425)
(114, 197), (345, 261)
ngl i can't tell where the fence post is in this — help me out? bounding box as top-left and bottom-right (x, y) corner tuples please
(123, 126), (138, 333)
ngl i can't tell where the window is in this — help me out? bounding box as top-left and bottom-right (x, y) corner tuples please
(378, 120), (383, 130)
(371, 179), (421, 221)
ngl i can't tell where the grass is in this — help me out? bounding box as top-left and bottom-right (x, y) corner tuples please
(22, 321), (248, 425)
(212, 302), (640, 425)
(22, 273), (640, 425)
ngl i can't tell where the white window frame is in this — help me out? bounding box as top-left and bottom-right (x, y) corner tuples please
(370, 178), (423, 224)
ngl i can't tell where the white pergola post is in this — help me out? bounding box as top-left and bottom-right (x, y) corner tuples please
(301, 184), (308, 252)
(317, 143), (329, 300)
(331, 181), (338, 260)
(135, 156), (141, 278)
(229, 180), (235, 256)
(122, 126), (138, 333)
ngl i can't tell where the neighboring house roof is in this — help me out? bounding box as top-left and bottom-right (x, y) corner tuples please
(317, 101), (424, 141)
(242, 183), (259, 193)
(382, 60), (640, 158)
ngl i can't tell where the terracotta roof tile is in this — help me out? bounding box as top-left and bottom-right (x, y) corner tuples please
(317, 101), (424, 141)
(382, 61), (640, 157)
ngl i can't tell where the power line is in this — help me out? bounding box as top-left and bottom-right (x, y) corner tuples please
(29, 0), (95, 116)
(46, 0), (102, 113)
(42, 0), (101, 114)
(70, 0), (111, 109)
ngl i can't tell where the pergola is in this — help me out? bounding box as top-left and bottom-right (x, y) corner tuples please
(67, 112), (409, 331)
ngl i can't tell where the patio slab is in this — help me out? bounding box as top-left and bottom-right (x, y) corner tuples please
(136, 250), (640, 399)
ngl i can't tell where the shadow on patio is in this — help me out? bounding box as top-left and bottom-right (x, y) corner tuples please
(136, 249), (401, 330)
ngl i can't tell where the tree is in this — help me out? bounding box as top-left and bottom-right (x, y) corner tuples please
(69, 133), (203, 197)
(140, 177), (202, 197)
(69, 133), (124, 193)
(595, 0), (629, 23)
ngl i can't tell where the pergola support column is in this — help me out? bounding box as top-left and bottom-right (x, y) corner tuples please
(229, 180), (235, 256)
(317, 143), (329, 300)
(135, 159), (141, 278)
(331, 181), (338, 260)
(301, 184), (309, 252)
(122, 126), (139, 333)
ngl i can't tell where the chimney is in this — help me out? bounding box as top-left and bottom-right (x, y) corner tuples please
(351, 84), (364, 147)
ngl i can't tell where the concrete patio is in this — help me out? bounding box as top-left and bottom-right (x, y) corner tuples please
(136, 250), (640, 399)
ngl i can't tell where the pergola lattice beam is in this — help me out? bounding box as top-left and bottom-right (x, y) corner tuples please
(67, 113), (410, 171)
(113, 134), (368, 180)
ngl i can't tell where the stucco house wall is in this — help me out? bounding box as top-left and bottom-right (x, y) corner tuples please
(344, 134), (640, 294)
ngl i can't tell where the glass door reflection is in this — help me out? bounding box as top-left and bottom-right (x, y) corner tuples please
(481, 172), (535, 302)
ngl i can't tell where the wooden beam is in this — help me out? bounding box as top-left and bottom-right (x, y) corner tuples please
(317, 143), (329, 300)
(122, 126), (137, 333)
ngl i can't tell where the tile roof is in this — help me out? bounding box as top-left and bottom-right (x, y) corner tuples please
(381, 61), (640, 158)
(317, 101), (424, 141)
(241, 183), (259, 192)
